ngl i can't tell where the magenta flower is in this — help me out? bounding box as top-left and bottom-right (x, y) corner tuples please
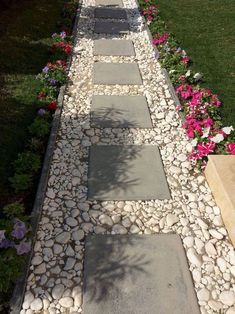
(197, 142), (216, 157)
(152, 33), (169, 45)
(12, 220), (27, 240)
(181, 56), (190, 64)
(15, 241), (31, 255)
(227, 143), (235, 155)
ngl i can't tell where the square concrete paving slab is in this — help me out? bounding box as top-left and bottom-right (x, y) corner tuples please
(88, 145), (171, 200)
(94, 20), (129, 34)
(83, 234), (200, 314)
(94, 63), (142, 85)
(94, 39), (135, 56)
(96, 0), (123, 7)
(95, 7), (127, 19)
(91, 95), (152, 128)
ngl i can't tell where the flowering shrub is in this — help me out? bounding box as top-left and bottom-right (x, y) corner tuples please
(139, 0), (235, 168)
(51, 32), (73, 58)
(0, 203), (31, 292)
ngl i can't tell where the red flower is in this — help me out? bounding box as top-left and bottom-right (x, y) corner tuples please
(181, 56), (190, 64)
(48, 101), (57, 111)
(227, 143), (235, 155)
(38, 91), (46, 99)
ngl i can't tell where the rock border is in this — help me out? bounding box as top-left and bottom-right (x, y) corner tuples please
(9, 3), (81, 313)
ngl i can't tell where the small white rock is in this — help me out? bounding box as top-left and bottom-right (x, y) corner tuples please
(219, 291), (235, 306)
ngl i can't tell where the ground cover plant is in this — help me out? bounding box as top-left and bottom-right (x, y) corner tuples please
(139, 0), (235, 168)
(0, 0), (78, 309)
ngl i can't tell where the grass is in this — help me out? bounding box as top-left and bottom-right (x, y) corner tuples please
(0, 0), (64, 207)
(156, 0), (235, 127)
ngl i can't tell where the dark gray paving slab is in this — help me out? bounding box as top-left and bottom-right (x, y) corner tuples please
(96, 0), (123, 7)
(94, 20), (129, 34)
(91, 95), (152, 128)
(95, 7), (127, 19)
(94, 63), (142, 85)
(88, 145), (171, 200)
(94, 40), (135, 56)
(83, 234), (200, 314)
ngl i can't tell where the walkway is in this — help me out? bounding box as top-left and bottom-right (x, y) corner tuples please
(21, 0), (235, 313)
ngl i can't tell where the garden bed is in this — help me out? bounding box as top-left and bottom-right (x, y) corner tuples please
(0, 0), (79, 312)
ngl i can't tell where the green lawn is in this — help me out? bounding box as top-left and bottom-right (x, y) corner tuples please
(0, 0), (63, 207)
(156, 0), (235, 127)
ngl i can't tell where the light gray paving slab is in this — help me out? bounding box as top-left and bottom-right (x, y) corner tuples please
(94, 40), (135, 56)
(88, 145), (171, 200)
(94, 7), (127, 19)
(91, 95), (152, 128)
(83, 234), (200, 314)
(94, 63), (142, 85)
(96, 0), (123, 7)
(94, 20), (129, 34)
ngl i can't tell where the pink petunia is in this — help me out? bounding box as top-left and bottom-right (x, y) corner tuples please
(181, 56), (190, 64)
(227, 143), (235, 155)
(197, 142), (216, 156)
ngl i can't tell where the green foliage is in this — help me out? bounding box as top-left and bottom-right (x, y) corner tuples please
(28, 117), (50, 138)
(13, 152), (41, 175)
(0, 249), (26, 293)
(9, 174), (33, 193)
(2, 202), (25, 220)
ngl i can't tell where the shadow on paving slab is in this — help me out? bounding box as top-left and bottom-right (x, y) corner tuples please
(83, 235), (150, 303)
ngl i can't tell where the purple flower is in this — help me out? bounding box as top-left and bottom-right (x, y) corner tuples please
(0, 238), (14, 249)
(15, 241), (31, 255)
(49, 79), (57, 86)
(12, 220), (27, 240)
(60, 31), (66, 39)
(38, 108), (46, 116)
(0, 230), (6, 242)
(52, 33), (57, 38)
(42, 66), (49, 74)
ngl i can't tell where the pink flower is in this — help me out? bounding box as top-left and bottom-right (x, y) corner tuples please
(176, 84), (193, 99)
(197, 142), (215, 156)
(152, 33), (169, 45)
(227, 143), (235, 155)
(181, 56), (190, 64)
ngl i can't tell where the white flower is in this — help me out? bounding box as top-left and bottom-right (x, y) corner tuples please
(169, 69), (175, 74)
(222, 126), (234, 135)
(193, 73), (203, 81)
(185, 70), (191, 77)
(182, 49), (187, 56)
(202, 127), (210, 138)
(211, 133), (224, 143)
(191, 138), (198, 147)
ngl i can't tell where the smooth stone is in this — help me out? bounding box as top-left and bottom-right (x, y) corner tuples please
(66, 217), (77, 227)
(72, 230), (85, 241)
(54, 244), (63, 254)
(64, 258), (76, 270)
(219, 291), (235, 306)
(227, 307), (235, 314)
(208, 300), (223, 311)
(34, 263), (46, 274)
(205, 242), (217, 256)
(112, 224), (128, 234)
(22, 291), (34, 310)
(197, 288), (210, 301)
(30, 298), (43, 311)
(130, 225), (140, 234)
(31, 256), (43, 266)
(99, 214), (113, 226)
(52, 284), (65, 300)
(217, 257), (227, 272)
(56, 232), (70, 244)
(186, 248), (202, 267)
(59, 297), (74, 308)
(166, 214), (179, 227)
(72, 286), (82, 307)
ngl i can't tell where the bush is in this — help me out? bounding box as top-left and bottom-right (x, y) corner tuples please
(9, 174), (33, 193)
(13, 152), (41, 175)
(28, 117), (50, 138)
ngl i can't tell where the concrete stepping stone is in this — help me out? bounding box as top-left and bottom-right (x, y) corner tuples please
(94, 39), (135, 56)
(94, 7), (127, 19)
(96, 0), (123, 7)
(83, 234), (200, 314)
(91, 95), (152, 128)
(88, 145), (171, 200)
(94, 63), (142, 85)
(94, 20), (129, 34)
